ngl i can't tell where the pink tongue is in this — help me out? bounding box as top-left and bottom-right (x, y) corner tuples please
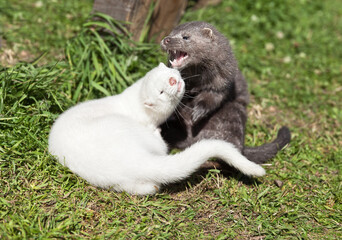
(177, 51), (185, 57)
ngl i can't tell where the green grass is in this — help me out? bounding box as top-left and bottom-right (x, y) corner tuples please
(1, 0), (341, 239)
(0, 0), (93, 64)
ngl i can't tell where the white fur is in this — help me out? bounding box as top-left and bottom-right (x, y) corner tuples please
(49, 63), (265, 195)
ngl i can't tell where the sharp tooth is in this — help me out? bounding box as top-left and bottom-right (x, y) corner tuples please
(169, 60), (173, 65)
(174, 50), (176, 54)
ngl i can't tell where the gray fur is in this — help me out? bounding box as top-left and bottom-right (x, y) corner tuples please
(160, 21), (291, 164)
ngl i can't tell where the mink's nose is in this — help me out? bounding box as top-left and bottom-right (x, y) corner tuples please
(163, 37), (171, 45)
(169, 77), (177, 86)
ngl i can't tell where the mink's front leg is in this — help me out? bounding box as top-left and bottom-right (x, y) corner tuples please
(191, 80), (234, 124)
(191, 91), (225, 123)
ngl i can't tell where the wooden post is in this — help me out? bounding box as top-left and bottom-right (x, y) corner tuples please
(92, 0), (222, 42)
(92, 0), (188, 42)
(148, 0), (188, 42)
(92, 0), (154, 42)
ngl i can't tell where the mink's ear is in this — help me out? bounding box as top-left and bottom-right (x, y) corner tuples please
(159, 62), (166, 68)
(201, 28), (213, 39)
(144, 101), (154, 108)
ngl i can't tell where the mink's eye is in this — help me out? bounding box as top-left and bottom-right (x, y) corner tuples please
(160, 90), (164, 94)
(183, 36), (189, 40)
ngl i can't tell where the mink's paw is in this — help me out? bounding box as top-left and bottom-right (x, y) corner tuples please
(191, 105), (208, 123)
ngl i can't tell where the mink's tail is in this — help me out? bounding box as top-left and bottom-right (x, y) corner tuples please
(144, 139), (266, 185)
(243, 126), (291, 164)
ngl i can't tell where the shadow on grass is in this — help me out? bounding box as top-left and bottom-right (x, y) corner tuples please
(161, 160), (262, 195)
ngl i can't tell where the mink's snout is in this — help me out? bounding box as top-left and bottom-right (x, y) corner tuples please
(169, 77), (177, 86)
(160, 37), (170, 51)
(163, 37), (171, 44)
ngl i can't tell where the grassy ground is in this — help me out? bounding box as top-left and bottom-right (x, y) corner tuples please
(1, 0), (341, 239)
(0, 0), (93, 65)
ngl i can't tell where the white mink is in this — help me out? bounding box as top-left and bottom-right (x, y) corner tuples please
(48, 63), (265, 195)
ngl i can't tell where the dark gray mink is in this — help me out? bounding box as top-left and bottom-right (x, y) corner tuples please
(160, 21), (291, 164)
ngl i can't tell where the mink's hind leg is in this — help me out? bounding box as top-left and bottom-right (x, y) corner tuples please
(193, 101), (247, 152)
(162, 101), (247, 153)
(194, 101), (247, 170)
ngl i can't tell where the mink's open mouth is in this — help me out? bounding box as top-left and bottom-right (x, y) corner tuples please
(168, 50), (189, 69)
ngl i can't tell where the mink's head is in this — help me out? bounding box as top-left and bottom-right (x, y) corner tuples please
(160, 21), (231, 70)
(141, 63), (184, 125)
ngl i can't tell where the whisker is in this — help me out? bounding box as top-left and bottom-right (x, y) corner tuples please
(164, 119), (169, 128)
(182, 74), (201, 81)
(174, 107), (185, 121)
(178, 101), (192, 110)
(182, 89), (199, 99)
(182, 94), (195, 100)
